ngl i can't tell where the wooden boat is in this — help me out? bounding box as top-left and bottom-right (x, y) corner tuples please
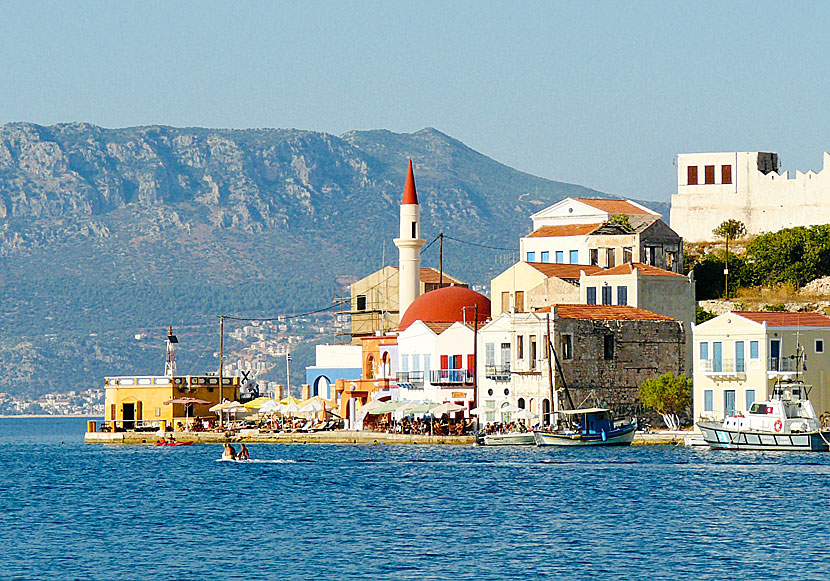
(534, 408), (637, 446)
(697, 381), (830, 451)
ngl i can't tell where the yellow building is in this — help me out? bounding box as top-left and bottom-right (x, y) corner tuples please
(692, 311), (830, 427)
(103, 375), (240, 431)
(349, 266), (466, 342)
(490, 261), (602, 316)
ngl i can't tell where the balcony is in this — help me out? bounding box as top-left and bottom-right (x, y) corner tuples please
(396, 371), (424, 389)
(430, 369), (474, 386)
(768, 357), (800, 375)
(485, 364), (511, 381)
(701, 358), (745, 379)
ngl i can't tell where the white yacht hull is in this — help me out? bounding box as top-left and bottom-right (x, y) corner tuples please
(480, 432), (535, 446)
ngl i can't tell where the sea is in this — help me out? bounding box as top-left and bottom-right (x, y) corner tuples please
(3, 417), (830, 581)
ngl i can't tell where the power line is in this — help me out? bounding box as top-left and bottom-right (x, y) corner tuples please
(442, 234), (516, 252)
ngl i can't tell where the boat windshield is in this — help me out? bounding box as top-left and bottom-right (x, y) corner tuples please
(749, 403), (771, 414)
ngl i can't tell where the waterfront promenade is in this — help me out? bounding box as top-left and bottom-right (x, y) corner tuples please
(84, 429), (688, 446)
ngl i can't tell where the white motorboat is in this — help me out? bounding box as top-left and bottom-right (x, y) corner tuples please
(697, 381), (830, 451)
(478, 431), (536, 446)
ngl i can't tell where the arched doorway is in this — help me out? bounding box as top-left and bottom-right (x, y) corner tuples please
(517, 397), (526, 409)
(500, 401), (513, 423)
(365, 355), (375, 379)
(381, 352), (391, 378)
(542, 398), (551, 425)
(313, 376), (331, 399)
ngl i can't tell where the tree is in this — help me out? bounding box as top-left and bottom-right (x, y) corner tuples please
(608, 214), (633, 231)
(712, 219), (746, 299)
(639, 372), (692, 431)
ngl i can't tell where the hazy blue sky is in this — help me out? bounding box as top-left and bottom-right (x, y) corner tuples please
(2, 1), (830, 201)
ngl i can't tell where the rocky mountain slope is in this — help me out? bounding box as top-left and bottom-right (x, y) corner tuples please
(0, 122), (667, 398)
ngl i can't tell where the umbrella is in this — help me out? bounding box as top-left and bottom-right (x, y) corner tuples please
(283, 402), (302, 415)
(430, 402), (465, 417)
(164, 397), (210, 428)
(359, 399), (387, 413)
(279, 396), (303, 406)
(259, 400), (282, 414)
(243, 396), (274, 410)
(366, 401), (401, 415)
(469, 406), (490, 416)
(511, 409), (539, 421)
(405, 402), (439, 415)
(299, 400), (325, 414)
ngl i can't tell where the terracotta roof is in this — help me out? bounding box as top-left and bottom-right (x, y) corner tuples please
(588, 263), (685, 277)
(735, 312), (830, 328)
(527, 223), (603, 238)
(423, 321), (478, 334)
(526, 262), (604, 279)
(574, 198), (654, 215)
(536, 304), (675, 322)
(402, 159), (418, 205)
(419, 267), (464, 285)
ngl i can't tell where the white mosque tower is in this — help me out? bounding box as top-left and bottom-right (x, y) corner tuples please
(394, 160), (425, 323)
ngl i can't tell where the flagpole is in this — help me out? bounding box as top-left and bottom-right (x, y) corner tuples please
(286, 352), (291, 399)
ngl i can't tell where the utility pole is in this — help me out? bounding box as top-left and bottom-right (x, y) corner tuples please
(439, 232), (444, 286)
(286, 351), (292, 399)
(219, 315), (225, 426)
(724, 235), (730, 300)
(463, 304), (479, 420)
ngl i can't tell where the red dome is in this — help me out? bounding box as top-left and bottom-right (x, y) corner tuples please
(399, 286), (491, 331)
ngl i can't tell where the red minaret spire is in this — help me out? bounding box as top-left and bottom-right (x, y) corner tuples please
(402, 159), (418, 205)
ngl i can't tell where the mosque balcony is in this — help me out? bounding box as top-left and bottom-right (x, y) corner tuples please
(430, 369), (474, 386)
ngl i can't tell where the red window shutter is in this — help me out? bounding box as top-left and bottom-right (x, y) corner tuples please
(721, 165), (732, 184)
(687, 166), (698, 185)
(440, 355), (449, 370)
(704, 165), (715, 184)
(467, 354), (475, 370)
(454, 355), (462, 369)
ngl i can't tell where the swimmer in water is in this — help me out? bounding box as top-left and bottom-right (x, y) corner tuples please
(237, 444), (250, 461)
(222, 443), (236, 460)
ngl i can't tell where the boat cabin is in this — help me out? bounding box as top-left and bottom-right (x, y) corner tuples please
(560, 407), (615, 434)
(723, 385), (820, 434)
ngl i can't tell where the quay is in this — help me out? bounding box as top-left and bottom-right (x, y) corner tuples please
(84, 429), (689, 446)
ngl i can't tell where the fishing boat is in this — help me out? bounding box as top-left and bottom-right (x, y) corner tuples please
(534, 408), (637, 446)
(697, 381), (830, 451)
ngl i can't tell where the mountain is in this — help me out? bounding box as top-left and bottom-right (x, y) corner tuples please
(0, 122), (667, 399)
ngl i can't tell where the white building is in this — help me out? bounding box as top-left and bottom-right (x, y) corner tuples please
(670, 151), (830, 242)
(521, 197), (683, 272)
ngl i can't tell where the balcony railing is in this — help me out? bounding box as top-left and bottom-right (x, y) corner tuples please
(768, 357), (799, 373)
(430, 369), (474, 385)
(701, 358), (745, 374)
(396, 371), (424, 387)
(485, 364), (511, 381)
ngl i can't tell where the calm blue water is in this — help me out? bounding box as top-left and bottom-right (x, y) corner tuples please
(3, 418), (830, 580)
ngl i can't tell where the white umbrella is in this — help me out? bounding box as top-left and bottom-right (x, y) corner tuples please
(512, 409), (539, 421)
(360, 399), (387, 413)
(259, 400), (281, 414)
(470, 406), (490, 416)
(299, 400), (325, 413)
(430, 402), (465, 417)
(500, 403), (522, 413)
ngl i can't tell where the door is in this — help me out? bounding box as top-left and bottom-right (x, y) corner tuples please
(122, 403), (135, 430)
(770, 339), (780, 371)
(713, 341), (723, 372)
(724, 390), (736, 417)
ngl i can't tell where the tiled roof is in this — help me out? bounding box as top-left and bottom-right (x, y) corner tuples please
(527, 262), (604, 279)
(574, 198), (654, 215)
(536, 304), (675, 322)
(419, 267), (464, 285)
(588, 263), (685, 277)
(736, 312), (830, 328)
(423, 321), (479, 334)
(526, 223), (603, 238)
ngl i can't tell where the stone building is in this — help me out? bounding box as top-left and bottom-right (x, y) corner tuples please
(670, 151), (830, 242)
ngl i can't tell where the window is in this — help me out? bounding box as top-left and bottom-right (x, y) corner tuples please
(644, 246), (656, 265)
(700, 342), (709, 361)
(617, 286), (628, 306)
(412, 354), (420, 371)
(356, 295), (367, 311)
(816, 339), (825, 354)
(400, 354), (408, 373)
(569, 250), (578, 264)
(603, 335), (614, 360)
(590, 249), (598, 266)
(666, 251), (675, 270)
(586, 287), (596, 305)
(411, 221), (417, 238)
(486, 343), (495, 366)
(750, 340), (759, 359)
(500, 343), (510, 366)
(722, 164), (732, 185)
(501, 292), (510, 313)
(541, 251), (550, 263)
(517, 336), (524, 359)
(724, 390), (736, 416)
(704, 390), (713, 412)
(713, 341), (723, 372)
(515, 291), (524, 313)
(623, 247), (632, 263)
(704, 165), (715, 184)
(555, 250), (564, 263)
(423, 354), (431, 374)
(527, 251), (536, 262)
(735, 341), (745, 372)
(529, 335), (537, 370)
(601, 285), (612, 305)
(745, 390), (755, 412)
(606, 248), (615, 268)
(562, 334), (573, 360)
(687, 166), (698, 185)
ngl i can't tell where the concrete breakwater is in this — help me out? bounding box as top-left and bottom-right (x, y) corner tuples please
(84, 429), (689, 446)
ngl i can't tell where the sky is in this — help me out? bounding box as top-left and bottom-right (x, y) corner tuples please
(2, 1), (830, 201)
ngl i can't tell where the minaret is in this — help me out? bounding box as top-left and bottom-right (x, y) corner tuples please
(394, 160), (425, 322)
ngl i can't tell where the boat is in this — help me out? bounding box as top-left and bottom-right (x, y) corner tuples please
(154, 440), (194, 446)
(697, 381), (830, 451)
(534, 408), (638, 446)
(477, 431), (536, 446)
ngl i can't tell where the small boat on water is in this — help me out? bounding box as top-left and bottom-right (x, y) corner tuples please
(154, 440), (194, 446)
(697, 381), (830, 451)
(477, 431), (536, 446)
(534, 408), (637, 446)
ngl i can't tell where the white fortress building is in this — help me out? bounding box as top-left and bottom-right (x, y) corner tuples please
(670, 151), (830, 242)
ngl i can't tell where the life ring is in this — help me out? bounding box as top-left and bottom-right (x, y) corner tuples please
(774, 419), (783, 432)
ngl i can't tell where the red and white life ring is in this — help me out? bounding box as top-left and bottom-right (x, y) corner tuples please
(774, 419), (783, 432)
